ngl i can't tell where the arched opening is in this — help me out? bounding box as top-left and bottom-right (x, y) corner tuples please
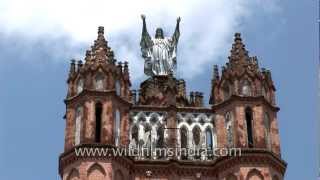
(241, 79), (252, 96)
(264, 113), (271, 150)
(95, 73), (104, 90)
(87, 163), (106, 180)
(225, 112), (233, 147)
(245, 107), (254, 148)
(192, 126), (201, 146)
(143, 124), (152, 158)
(75, 106), (82, 145)
(95, 102), (102, 143)
(246, 169), (264, 180)
(205, 128), (213, 149)
(131, 125), (139, 147)
(114, 109), (121, 146)
(76, 78), (84, 94)
(180, 126), (188, 160)
(156, 124), (164, 148)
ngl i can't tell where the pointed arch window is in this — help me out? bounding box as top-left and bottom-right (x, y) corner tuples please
(264, 112), (271, 150)
(75, 106), (83, 145)
(76, 78), (84, 94)
(95, 102), (102, 143)
(156, 124), (164, 148)
(192, 126), (201, 146)
(180, 126), (188, 160)
(131, 125), (139, 146)
(95, 73), (104, 90)
(241, 80), (251, 96)
(115, 109), (121, 146)
(180, 126), (188, 149)
(225, 112), (234, 147)
(144, 125), (152, 147)
(205, 128), (213, 149)
(245, 107), (254, 148)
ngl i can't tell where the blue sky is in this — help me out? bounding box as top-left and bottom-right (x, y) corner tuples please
(0, 0), (317, 179)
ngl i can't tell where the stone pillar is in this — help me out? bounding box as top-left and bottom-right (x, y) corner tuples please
(235, 106), (246, 147)
(215, 113), (226, 148)
(65, 107), (75, 151)
(253, 105), (264, 148)
(102, 100), (114, 144)
(84, 100), (95, 143)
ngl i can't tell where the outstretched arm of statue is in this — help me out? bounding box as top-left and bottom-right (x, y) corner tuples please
(140, 14), (152, 49)
(172, 16), (181, 45)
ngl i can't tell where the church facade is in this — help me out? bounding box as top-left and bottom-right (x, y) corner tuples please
(59, 26), (287, 180)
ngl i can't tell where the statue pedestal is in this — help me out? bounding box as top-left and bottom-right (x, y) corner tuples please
(138, 75), (177, 106)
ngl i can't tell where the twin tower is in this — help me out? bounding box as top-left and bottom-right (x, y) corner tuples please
(59, 27), (287, 180)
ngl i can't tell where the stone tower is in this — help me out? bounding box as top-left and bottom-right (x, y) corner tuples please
(59, 28), (286, 180)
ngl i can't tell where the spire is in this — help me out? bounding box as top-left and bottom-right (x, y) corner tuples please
(228, 33), (249, 66)
(90, 26), (115, 63)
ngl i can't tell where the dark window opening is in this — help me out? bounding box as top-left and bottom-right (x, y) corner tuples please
(95, 102), (102, 143)
(180, 127), (188, 160)
(245, 107), (254, 148)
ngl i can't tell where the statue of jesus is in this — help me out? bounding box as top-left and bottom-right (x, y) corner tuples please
(140, 14), (180, 76)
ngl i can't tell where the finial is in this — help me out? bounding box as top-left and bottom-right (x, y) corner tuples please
(213, 65), (220, 80)
(123, 61), (129, 74)
(69, 59), (76, 74)
(124, 61), (129, 67)
(235, 32), (241, 41)
(98, 26), (104, 34)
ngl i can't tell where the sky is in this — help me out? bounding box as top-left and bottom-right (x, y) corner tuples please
(0, 0), (317, 179)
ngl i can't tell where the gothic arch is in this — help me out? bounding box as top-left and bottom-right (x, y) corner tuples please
(136, 112), (147, 122)
(66, 168), (80, 180)
(246, 169), (264, 180)
(156, 123), (165, 148)
(192, 125), (201, 146)
(149, 113), (159, 125)
(94, 72), (105, 90)
(94, 102), (103, 143)
(114, 169), (124, 180)
(204, 125), (216, 148)
(185, 113), (195, 124)
(245, 107), (254, 148)
(130, 124), (139, 145)
(87, 163), (106, 180)
(180, 125), (188, 149)
(240, 78), (253, 96)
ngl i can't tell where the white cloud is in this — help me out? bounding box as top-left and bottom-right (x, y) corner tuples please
(0, 0), (280, 81)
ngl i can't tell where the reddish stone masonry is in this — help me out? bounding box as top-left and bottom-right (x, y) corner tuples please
(59, 27), (286, 180)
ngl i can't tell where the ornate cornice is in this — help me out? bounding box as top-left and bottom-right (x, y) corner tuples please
(212, 95), (279, 112)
